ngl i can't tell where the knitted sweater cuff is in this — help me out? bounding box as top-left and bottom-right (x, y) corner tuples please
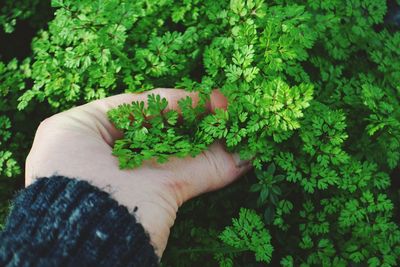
(0, 176), (159, 267)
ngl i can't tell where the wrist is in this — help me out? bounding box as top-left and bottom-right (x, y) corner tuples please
(133, 199), (177, 258)
(111, 181), (179, 258)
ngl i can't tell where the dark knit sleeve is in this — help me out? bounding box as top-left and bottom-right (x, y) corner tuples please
(0, 176), (159, 267)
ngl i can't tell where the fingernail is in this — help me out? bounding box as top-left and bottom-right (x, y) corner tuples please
(233, 153), (251, 168)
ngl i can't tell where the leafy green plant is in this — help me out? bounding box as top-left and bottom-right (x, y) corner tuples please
(0, 59), (30, 228)
(0, 60), (29, 225)
(0, 59), (27, 178)
(2, 0), (400, 265)
(0, 0), (51, 33)
(218, 208), (274, 265)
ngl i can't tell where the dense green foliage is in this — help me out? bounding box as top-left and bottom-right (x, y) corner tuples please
(0, 0), (51, 33)
(0, 0), (54, 226)
(0, 59), (29, 227)
(1, 0), (400, 266)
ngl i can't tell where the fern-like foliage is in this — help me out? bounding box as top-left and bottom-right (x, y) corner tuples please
(0, 0), (50, 33)
(0, 59), (29, 228)
(2, 0), (400, 266)
(218, 208), (273, 264)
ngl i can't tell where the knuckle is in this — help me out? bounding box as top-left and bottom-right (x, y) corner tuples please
(34, 115), (65, 143)
(37, 116), (58, 131)
(37, 113), (66, 133)
(37, 117), (52, 130)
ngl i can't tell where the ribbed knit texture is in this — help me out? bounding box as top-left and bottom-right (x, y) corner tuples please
(0, 176), (159, 267)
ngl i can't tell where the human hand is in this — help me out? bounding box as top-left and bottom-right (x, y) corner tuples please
(25, 88), (251, 258)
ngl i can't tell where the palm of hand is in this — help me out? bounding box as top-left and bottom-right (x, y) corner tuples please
(25, 89), (250, 257)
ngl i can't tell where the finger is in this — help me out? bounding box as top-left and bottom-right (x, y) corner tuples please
(92, 88), (227, 112)
(159, 142), (251, 205)
(72, 88), (227, 146)
(205, 90), (228, 111)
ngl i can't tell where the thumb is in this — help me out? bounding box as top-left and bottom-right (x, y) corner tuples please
(161, 142), (251, 206)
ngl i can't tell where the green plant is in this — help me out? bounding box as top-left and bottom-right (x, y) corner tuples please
(2, 0), (400, 266)
(0, 59), (31, 224)
(0, 0), (51, 33)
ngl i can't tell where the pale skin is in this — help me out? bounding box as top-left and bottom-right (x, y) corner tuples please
(25, 88), (251, 258)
